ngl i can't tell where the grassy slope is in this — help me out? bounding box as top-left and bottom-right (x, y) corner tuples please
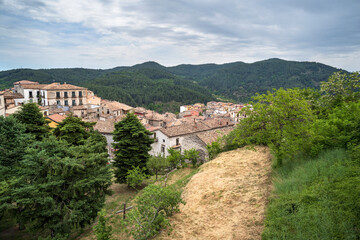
(262, 149), (360, 239)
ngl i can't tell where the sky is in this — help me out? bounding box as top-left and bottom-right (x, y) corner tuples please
(0, 0), (359, 71)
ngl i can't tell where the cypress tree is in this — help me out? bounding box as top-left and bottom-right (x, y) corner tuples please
(112, 112), (154, 183)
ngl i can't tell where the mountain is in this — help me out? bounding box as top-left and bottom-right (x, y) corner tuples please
(0, 58), (344, 111)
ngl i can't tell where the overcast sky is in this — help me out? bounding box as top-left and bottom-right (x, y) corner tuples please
(1, 0), (359, 71)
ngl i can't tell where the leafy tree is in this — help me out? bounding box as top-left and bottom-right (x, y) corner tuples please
(206, 141), (222, 160)
(126, 184), (184, 240)
(147, 155), (170, 180)
(112, 113), (154, 183)
(320, 71), (360, 111)
(13, 102), (50, 140)
(184, 148), (200, 167)
(167, 148), (182, 169)
(53, 115), (96, 146)
(230, 88), (314, 166)
(93, 209), (113, 240)
(126, 167), (147, 189)
(12, 136), (112, 238)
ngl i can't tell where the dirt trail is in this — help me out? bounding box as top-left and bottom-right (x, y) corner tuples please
(158, 146), (272, 240)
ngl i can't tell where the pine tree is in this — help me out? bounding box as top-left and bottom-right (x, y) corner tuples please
(13, 102), (50, 140)
(53, 114), (96, 145)
(12, 136), (112, 238)
(112, 113), (154, 183)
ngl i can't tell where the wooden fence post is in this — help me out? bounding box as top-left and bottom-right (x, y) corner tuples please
(123, 202), (126, 219)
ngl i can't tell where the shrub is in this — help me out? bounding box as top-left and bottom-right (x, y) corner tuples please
(126, 167), (147, 189)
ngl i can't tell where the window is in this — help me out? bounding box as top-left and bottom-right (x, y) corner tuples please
(163, 139), (165, 143)
(176, 138), (180, 145)
(56, 92), (60, 98)
(79, 99), (83, 105)
(29, 91), (33, 98)
(161, 145), (165, 153)
(72, 100), (76, 106)
(72, 91), (76, 97)
(57, 100), (60, 105)
(36, 91), (40, 97)
(79, 91), (82, 97)
(64, 100), (68, 106)
(64, 92), (68, 98)
(107, 109), (110, 114)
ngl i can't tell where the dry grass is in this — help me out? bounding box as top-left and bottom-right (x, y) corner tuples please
(157, 146), (272, 240)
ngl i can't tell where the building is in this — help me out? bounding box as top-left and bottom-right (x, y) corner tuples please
(42, 82), (87, 107)
(149, 118), (234, 160)
(46, 113), (66, 128)
(0, 92), (5, 117)
(100, 100), (133, 119)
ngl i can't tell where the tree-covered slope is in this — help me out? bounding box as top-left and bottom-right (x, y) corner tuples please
(0, 58), (343, 107)
(168, 58), (343, 101)
(84, 68), (215, 112)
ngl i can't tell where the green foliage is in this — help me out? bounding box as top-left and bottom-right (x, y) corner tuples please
(126, 184), (185, 240)
(53, 115), (96, 146)
(229, 88), (314, 166)
(167, 148), (182, 169)
(147, 155), (170, 180)
(11, 136), (112, 238)
(112, 113), (154, 183)
(93, 209), (113, 240)
(262, 149), (360, 240)
(206, 141), (222, 160)
(312, 100), (360, 151)
(184, 148), (200, 167)
(126, 167), (147, 189)
(13, 102), (50, 140)
(320, 71), (360, 112)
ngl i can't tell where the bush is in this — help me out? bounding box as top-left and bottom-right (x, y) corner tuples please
(93, 210), (112, 240)
(126, 184), (185, 240)
(126, 167), (147, 189)
(206, 141), (222, 160)
(184, 148), (200, 167)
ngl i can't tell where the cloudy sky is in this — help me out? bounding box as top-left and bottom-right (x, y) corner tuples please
(1, 0), (359, 71)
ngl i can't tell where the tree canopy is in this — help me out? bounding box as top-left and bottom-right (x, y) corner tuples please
(112, 112), (154, 183)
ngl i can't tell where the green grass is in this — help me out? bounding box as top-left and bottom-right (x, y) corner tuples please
(262, 149), (360, 240)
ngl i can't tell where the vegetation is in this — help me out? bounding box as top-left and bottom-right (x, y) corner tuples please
(126, 184), (184, 240)
(167, 148), (183, 169)
(147, 155), (170, 180)
(112, 113), (154, 183)
(126, 167), (147, 189)
(13, 102), (50, 140)
(0, 106), (112, 239)
(93, 210), (113, 240)
(0, 59), (341, 112)
(184, 148), (200, 167)
(222, 71), (360, 239)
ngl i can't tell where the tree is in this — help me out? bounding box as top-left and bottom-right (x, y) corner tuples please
(13, 102), (50, 140)
(147, 155), (170, 180)
(112, 113), (154, 183)
(167, 148), (182, 169)
(12, 136), (112, 238)
(184, 148), (200, 167)
(230, 88), (314, 166)
(0, 116), (32, 220)
(53, 115), (96, 146)
(126, 184), (184, 240)
(320, 71), (360, 111)
(126, 167), (147, 189)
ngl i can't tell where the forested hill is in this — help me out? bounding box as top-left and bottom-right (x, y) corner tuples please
(0, 58), (343, 110)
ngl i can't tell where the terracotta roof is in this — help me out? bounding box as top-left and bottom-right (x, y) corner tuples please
(21, 84), (48, 89)
(47, 114), (66, 123)
(145, 111), (165, 121)
(202, 118), (234, 128)
(134, 107), (147, 113)
(3, 91), (24, 99)
(147, 126), (162, 132)
(43, 82), (87, 90)
(160, 122), (211, 137)
(14, 80), (39, 85)
(101, 100), (133, 111)
(94, 119), (115, 134)
(72, 105), (87, 110)
(196, 126), (235, 145)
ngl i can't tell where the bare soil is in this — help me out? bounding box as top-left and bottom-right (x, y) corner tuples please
(158, 146), (272, 240)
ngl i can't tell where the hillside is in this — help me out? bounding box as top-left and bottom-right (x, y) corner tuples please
(158, 146), (272, 240)
(0, 58), (343, 108)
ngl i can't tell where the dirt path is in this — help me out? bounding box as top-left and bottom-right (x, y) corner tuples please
(158, 146), (272, 240)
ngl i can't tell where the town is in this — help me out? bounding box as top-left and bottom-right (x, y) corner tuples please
(0, 80), (247, 161)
